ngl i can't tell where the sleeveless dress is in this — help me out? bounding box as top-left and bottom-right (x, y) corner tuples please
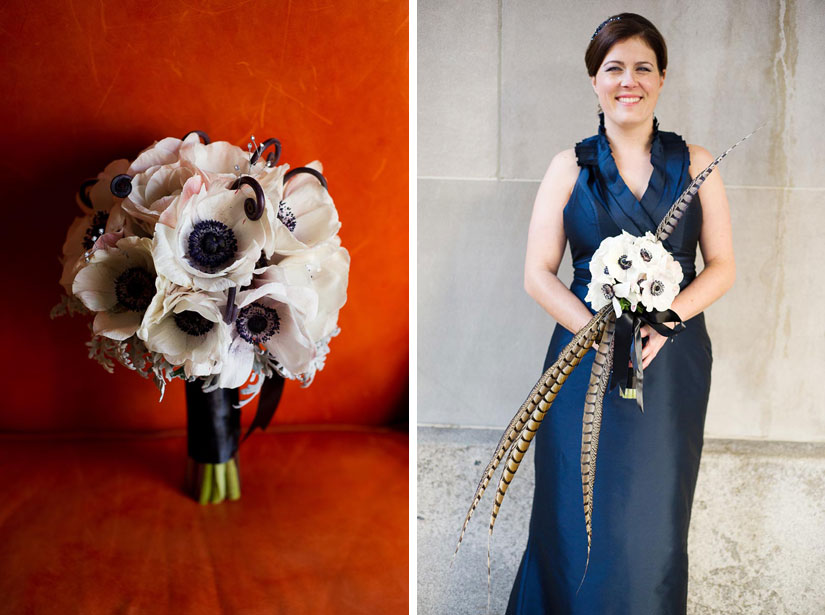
(505, 117), (712, 615)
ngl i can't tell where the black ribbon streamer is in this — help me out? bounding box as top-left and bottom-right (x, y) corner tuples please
(185, 381), (241, 464)
(610, 309), (685, 413)
(242, 374), (285, 443)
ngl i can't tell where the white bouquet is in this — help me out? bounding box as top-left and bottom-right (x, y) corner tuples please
(584, 230), (683, 317)
(52, 132), (350, 503)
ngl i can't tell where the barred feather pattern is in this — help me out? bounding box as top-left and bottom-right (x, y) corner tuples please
(656, 129), (759, 242)
(579, 312), (616, 587)
(488, 306), (610, 532)
(452, 305), (611, 562)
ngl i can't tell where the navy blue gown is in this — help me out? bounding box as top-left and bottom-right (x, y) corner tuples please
(505, 118), (711, 615)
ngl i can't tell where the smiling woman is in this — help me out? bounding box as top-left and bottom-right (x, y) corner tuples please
(507, 12), (735, 615)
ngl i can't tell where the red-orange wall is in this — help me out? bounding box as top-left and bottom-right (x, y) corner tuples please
(0, 1), (408, 431)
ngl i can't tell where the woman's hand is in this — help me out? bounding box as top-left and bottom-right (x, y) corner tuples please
(638, 323), (674, 369)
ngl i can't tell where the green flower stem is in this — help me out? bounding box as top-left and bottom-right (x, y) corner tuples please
(211, 463), (226, 504)
(199, 464), (213, 505)
(226, 458), (241, 501)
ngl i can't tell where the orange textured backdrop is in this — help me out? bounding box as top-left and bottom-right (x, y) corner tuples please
(0, 0), (408, 431)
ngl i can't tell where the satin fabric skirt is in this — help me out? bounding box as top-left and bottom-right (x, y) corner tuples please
(505, 309), (712, 615)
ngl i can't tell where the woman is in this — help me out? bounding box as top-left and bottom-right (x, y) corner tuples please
(506, 13), (735, 614)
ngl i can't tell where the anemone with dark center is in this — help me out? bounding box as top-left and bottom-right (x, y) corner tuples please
(601, 284), (615, 300)
(278, 201), (297, 232)
(640, 248), (653, 262)
(173, 311), (215, 336)
(650, 280), (665, 297)
(236, 303), (280, 344)
(82, 211), (110, 250)
(186, 220), (238, 273)
(618, 255), (632, 270)
(114, 267), (155, 312)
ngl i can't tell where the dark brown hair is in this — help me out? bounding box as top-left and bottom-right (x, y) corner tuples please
(585, 13), (667, 77)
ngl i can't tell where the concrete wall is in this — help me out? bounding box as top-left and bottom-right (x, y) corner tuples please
(418, 0), (825, 442)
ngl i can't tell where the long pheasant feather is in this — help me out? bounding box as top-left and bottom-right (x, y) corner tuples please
(452, 305), (611, 561)
(486, 307), (610, 532)
(656, 128), (760, 242)
(578, 313), (616, 590)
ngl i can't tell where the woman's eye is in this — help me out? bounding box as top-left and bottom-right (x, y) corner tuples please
(605, 66), (621, 72)
(637, 66), (652, 72)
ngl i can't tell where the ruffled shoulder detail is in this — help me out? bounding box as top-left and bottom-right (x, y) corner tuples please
(574, 135), (600, 167)
(657, 130), (688, 159)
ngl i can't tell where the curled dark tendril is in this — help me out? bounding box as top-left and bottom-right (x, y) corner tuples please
(182, 130), (211, 144)
(110, 174), (133, 198)
(78, 179), (97, 208)
(250, 138), (282, 167)
(224, 286), (238, 324)
(284, 166), (328, 190)
(229, 176), (265, 221)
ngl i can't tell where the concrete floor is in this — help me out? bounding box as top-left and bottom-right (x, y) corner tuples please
(417, 426), (825, 614)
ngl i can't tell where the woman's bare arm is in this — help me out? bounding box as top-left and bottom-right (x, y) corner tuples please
(523, 149), (592, 334)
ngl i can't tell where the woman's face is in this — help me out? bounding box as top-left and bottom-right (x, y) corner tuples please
(591, 36), (665, 128)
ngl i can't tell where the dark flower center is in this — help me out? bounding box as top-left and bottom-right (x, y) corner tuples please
(640, 248), (652, 262)
(601, 283), (615, 300)
(278, 200), (297, 232)
(82, 211), (110, 250)
(114, 267), (155, 312)
(236, 303), (280, 344)
(650, 280), (665, 297)
(173, 311), (214, 336)
(603, 266), (610, 276)
(187, 220), (238, 272)
(618, 255), (632, 270)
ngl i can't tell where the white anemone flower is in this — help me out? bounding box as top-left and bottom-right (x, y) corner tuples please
(217, 266), (318, 389)
(276, 238), (350, 342)
(72, 237), (156, 340)
(639, 259), (684, 312)
(585, 270), (619, 314)
(137, 277), (230, 378)
(268, 161), (341, 256)
(152, 174), (272, 292)
(602, 231), (641, 283)
(178, 139), (288, 256)
(633, 231), (670, 270)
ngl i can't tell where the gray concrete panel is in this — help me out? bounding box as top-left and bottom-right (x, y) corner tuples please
(418, 0), (500, 178)
(418, 178), (570, 427)
(418, 426), (825, 614)
(703, 186), (825, 441)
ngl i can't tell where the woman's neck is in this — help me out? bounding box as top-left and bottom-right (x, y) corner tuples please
(603, 115), (655, 156)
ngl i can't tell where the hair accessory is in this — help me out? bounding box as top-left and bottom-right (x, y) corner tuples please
(591, 15), (621, 41)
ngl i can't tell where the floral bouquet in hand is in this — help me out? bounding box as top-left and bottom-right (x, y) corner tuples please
(584, 230), (683, 401)
(52, 132), (350, 503)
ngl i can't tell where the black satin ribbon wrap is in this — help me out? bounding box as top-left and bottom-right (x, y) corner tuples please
(185, 381), (241, 464)
(243, 374), (285, 443)
(610, 309), (685, 413)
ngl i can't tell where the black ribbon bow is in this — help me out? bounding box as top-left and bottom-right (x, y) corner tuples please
(610, 309), (685, 413)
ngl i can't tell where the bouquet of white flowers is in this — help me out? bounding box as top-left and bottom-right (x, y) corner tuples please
(52, 131), (350, 503)
(584, 230), (684, 401)
(584, 230), (683, 317)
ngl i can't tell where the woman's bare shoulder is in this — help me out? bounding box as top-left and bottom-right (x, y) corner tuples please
(543, 148), (580, 189)
(687, 144), (714, 176)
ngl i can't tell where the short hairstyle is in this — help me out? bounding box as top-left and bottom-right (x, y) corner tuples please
(585, 13), (668, 77)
